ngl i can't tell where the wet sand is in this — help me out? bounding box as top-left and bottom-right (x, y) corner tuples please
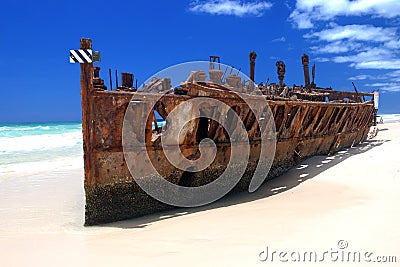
(0, 123), (399, 266)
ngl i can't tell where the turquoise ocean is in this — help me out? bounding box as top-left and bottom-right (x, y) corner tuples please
(0, 122), (83, 177)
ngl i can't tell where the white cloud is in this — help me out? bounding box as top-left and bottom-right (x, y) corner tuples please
(290, 0), (400, 29)
(332, 47), (400, 69)
(365, 82), (400, 92)
(386, 70), (400, 80)
(310, 40), (363, 54)
(289, 10), (314, 29)
(314, 57), (329, 62)
(347, 73), (400, 92)
(348, 75), (371, 81)
(271, 36), (286, 42)
(386, 40), (400, 49)
(333, 47), (392, 63)
(352, 60), (400, 69)
(305, 25), (400, 71)
(189, 0), (272, 17)
(349, 71), (400, 82)
(305, 24), (397, 43)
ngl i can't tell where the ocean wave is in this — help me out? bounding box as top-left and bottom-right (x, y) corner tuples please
(0, 123), (81, 138)
(0, 125), (49, 131)
(0, 131), (82, 153)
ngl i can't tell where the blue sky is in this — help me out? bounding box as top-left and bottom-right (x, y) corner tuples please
(1, 0), (399, 123)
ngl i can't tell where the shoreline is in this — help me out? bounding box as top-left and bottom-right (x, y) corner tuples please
(0, 123), (399, 266)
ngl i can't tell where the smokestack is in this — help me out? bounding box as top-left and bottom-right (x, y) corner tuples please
(302, 54), (311, 90)
(249, 51), (257, 82)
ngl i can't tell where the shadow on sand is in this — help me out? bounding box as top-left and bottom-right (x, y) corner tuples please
(102, 138), (388, 229)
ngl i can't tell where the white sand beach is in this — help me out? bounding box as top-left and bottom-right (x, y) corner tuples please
(0, 123), (399, 266)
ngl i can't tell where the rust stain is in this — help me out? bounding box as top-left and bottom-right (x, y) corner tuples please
(79, 38), (375, 225)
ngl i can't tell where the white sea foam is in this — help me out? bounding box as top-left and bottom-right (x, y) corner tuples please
(0, 131), (82, 153)
(0, 125), (50, 131)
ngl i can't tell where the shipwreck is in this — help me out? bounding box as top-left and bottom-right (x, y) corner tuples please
(78, 38), (376, 225)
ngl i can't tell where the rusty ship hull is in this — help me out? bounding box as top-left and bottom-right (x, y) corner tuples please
(79, 39), (374, 225)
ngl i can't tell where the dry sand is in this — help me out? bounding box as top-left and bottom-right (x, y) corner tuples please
(0, 123), (399, 266)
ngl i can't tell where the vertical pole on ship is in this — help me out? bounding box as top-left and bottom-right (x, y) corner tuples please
(109, 68), (113, 90)
(115, 70), (119, 89)
(80, 38), (94, 190)
(249, 51), (256, 82)
(302, 54), (311, 92)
